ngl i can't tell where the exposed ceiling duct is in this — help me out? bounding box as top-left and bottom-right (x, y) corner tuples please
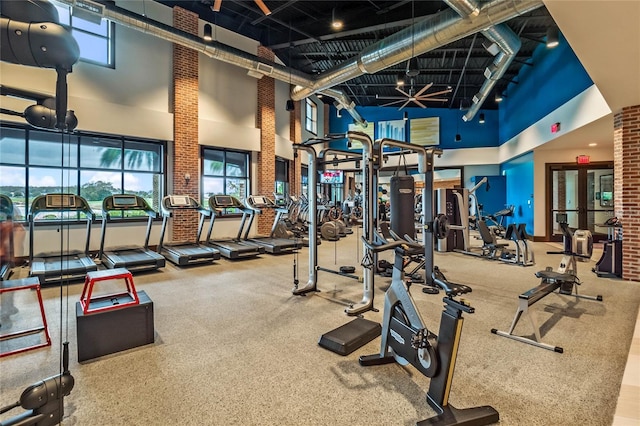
(290, 0), (541, 101)
(444, 0), (521, 121)
(53, 0), (542, 126)
(51, 0), (368, 125)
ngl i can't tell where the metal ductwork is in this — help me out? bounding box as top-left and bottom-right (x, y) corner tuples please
(54, 0), (541, 125)
(291, 0), (542, 101)
(318, 87), (367, 128)
(443, 0), (521, 121)
(51, 0), (368, 125)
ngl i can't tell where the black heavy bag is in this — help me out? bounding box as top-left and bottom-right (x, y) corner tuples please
(390, 175), (415, 240)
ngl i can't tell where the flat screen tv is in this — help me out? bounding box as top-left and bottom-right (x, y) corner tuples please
(320, 170), (344, 184)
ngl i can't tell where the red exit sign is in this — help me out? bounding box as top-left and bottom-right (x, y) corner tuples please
(551, 122), (561, 133)
(576, 155), (590, 164)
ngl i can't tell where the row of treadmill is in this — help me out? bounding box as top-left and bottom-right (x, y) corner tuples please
(0, 193), (300, 285)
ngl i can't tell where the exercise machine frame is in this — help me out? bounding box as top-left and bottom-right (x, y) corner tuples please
(491, 221), (603, 352)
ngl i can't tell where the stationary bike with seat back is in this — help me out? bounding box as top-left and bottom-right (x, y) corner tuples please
(359, 237), (499, 426)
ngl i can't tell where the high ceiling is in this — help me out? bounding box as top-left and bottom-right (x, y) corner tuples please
(154, 0), (558, 110)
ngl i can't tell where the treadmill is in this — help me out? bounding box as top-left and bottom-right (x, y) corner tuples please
(29, 194), (98, 284)
(158, 195), (221, 266)
(0, 194), (15, 280)
(98, 194), (166, 272)
(242, 195), (301, 254)
(205, 195), (264, 259)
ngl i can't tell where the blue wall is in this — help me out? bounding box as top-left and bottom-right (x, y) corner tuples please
(499, 32), (593, 144)
(329, 106), (499, 150)
(501, 152), (534, 234)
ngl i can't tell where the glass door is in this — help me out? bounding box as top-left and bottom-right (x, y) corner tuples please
(548, 163), (614, 242)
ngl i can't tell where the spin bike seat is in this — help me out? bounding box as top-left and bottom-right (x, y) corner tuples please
(431, 266), (472, 297)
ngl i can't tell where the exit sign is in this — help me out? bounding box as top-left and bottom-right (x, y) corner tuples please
(576, 155), (590, 164)
(551, 122), (561, 133)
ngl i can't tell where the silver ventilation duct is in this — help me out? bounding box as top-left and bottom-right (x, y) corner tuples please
(55, 0), (541, 124)
(52, 0), (369, 125)
(291, 0), (542, 101)
(444, 0), (521, 121)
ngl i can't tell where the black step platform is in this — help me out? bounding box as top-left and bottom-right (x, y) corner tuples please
(318, 318), (381, 356)
(76, 290), (154, 362)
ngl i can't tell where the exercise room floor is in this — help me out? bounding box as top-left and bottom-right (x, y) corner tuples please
(1, 232), (639, 425)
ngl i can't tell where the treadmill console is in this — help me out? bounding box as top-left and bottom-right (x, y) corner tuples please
(214, 195), (233, 207)
(249, 196), (272, 208)
(169, 195), (192, 207)
(46, 194), (76, 208)
(112, 195), (139, 208)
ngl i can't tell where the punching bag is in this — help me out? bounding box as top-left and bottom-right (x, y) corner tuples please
(390, 175), (415, 240)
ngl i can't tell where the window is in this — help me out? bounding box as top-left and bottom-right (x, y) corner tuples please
(202, 148), (250, 214)
(53, 2), (115, 67)
(275, 157), (289, 198)
(305, 98), (317, 135)
(0, 124), (165, 220)
(301, 165), (308, 196)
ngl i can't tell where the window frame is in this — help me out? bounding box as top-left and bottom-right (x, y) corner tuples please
(305, 98), (318, 135)
(201, 147), (251, 216)
(275, 156), (289, 198)
(0, 122), (166, 223)
(53, 2), (116, 68)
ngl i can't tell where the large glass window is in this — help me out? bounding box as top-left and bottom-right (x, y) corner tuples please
(275, 157), (289, 199)
(53, 2), (115, 67)
(0, 124), (165, 219)
(305, 98), (317, 135)
(202, 148), (250, 214)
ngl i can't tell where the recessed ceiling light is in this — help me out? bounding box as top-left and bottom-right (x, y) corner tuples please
(589, 143), (597, 147)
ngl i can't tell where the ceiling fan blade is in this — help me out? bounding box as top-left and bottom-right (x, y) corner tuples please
(420, 89), (453, 98)
(395, 87), (412, 98)
(380, 99), (405, 107)
(212, 0), (222, 12)
(376, 96), (407, 100)
(413, 82), (434, 98)
(417, 97), (449, 102)
(255, 0), (272, 15)
(398, 100), (411, 110)
(413, 100), (428, 109)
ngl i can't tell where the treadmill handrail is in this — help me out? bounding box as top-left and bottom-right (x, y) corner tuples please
(28, 194), (95, 265)
(99, 195), (159, 256)
(158, 195), (211, 251)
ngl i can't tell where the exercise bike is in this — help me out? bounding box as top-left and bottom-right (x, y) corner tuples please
(359, 237), (499, 426)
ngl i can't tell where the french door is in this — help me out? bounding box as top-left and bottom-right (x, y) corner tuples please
(547, 162), (614, 242)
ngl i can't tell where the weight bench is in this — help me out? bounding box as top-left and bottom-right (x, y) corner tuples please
(491, 267), (602, 353)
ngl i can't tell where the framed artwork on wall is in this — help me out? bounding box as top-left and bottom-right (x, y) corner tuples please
(377, 119), (406, 142)
(409, 117), (440, 146)
(348, 122), (375, 149)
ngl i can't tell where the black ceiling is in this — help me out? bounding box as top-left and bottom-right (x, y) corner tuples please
(154, 1), (557, 110)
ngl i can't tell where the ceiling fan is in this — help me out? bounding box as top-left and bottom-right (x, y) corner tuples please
(376, 82), (452, 110)
(211, 0), (271, 15)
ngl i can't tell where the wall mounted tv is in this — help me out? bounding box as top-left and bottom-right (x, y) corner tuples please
(320, 170), (344, 184)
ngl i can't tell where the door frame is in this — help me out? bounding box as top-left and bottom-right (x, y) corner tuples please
(545, 161), (614, 242)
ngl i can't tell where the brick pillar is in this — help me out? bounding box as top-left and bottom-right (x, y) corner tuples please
(256, 46), (276, 235)
(289, 96), (302, 195)
(172, 7), (199, 242)
(614, 105), (640, 281)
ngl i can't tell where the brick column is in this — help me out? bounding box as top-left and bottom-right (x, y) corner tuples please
(614, 105), (640, 281)
(289, 96), (302, 195)
(172, 7), (199, 242)
(256, 46), (276, 235)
